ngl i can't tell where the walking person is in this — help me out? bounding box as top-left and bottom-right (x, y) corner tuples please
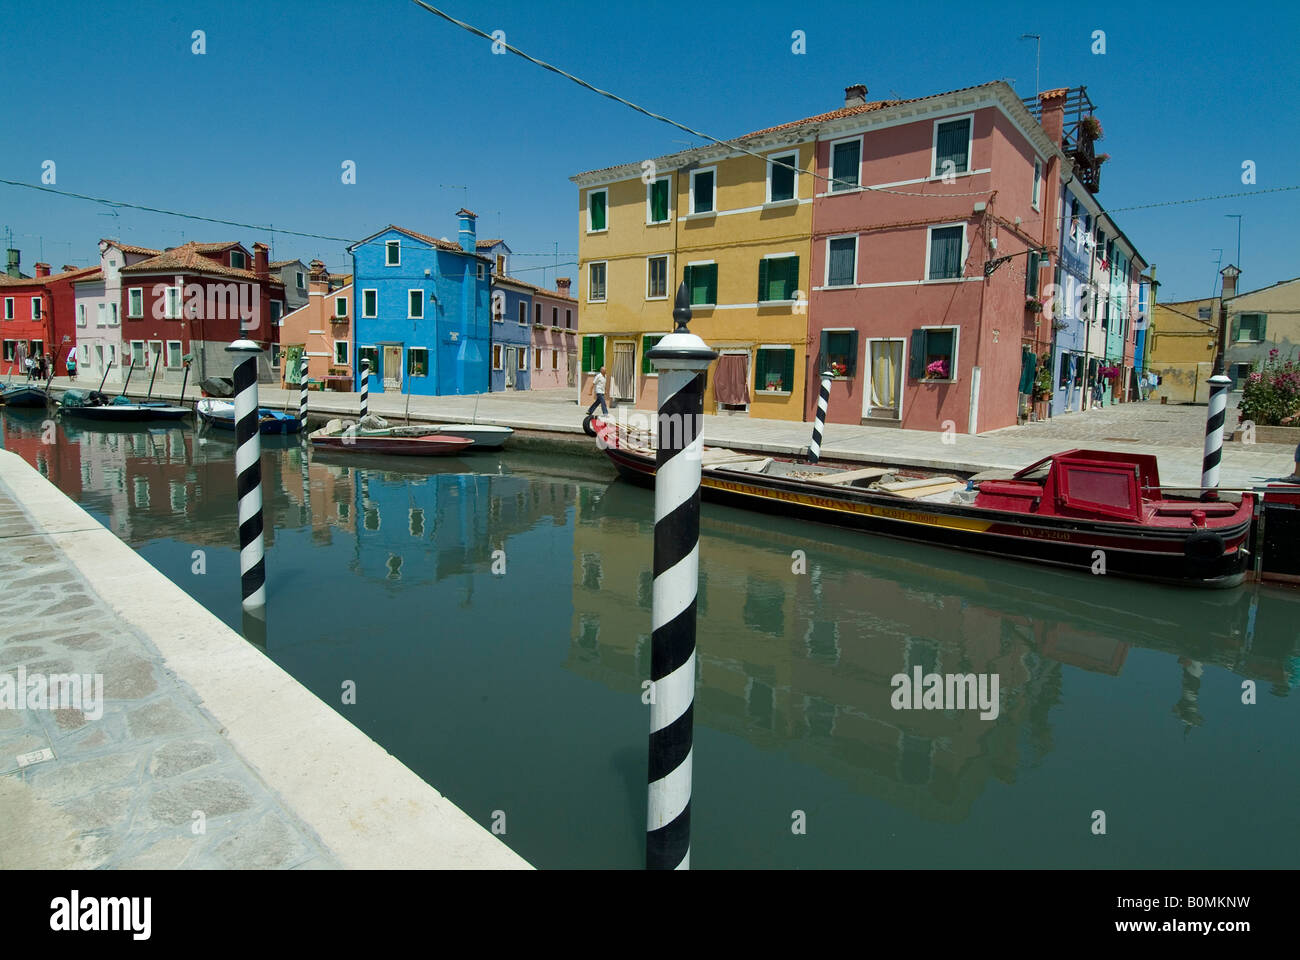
(65, 348), (77, 380)
(1282, 414), (1300, 481)
(1091, 376), (1105, 409)
(586, 365), (608, 417)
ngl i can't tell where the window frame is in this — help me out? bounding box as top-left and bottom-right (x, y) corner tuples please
(127, 288), (143, 318)
(646, 175), (672, 225)
(361, 288), (378, 318)
(163, 286), (183, 320)
(334, 296), (347, 318)
(587, 188), (608, 233)
(819, 328), (859, 379)
(30, 296), (42, 320)
(492, 343), (503, 370)
(518, 301), (527, 325)
(758, 253), (799, 304)
(924, 223), (968, 282)
(684, 261), (718, 307)
(165, 340), (183, 369)
(917, 325), (960, 383)
(406, 346), (429, 378)
(230, 250), (247, 270)
(408, 288), (425, 320)
(828, 135), (863, 193)
(689, 166), (717, 216)
(766, 150), (799, 204)
(535, 347), (543, 370)
(516, 347), (526, 371)
(646, 255), (669, 301)
(931, 114), (975, 178)
(824, 234), (859, 288)
(385, 240), (401, 266)
(334, 340), (349, 365)
(129, 340), (146, 368)
(2, 297), (11, 320)
(587, 261), (608, 303)
(754, 345), (796, 395)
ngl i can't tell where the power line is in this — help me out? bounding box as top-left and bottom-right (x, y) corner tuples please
(407, 0), (992, 199)
(1108, 185), (1300, 213)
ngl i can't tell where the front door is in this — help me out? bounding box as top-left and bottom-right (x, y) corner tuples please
(611, 340), (635, 402)
(864, 339), (905, 420)
(505, 347), (516, 388)
(566, 349), (578, 388)
(383, 345), (402, 391)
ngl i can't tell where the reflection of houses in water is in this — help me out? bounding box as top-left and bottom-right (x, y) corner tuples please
(2, 412), (83, 501)
(567, 481), (1300, 822)
(279, 448), (356, 543)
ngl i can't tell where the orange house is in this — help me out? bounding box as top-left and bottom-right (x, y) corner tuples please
(279, 260), (352, 390)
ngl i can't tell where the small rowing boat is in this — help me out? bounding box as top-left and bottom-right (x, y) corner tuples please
(58, 390), (189, 422)
(309, 418), (472, 456)
(0, 384), (50, 407)
(196, 399), (301, 434)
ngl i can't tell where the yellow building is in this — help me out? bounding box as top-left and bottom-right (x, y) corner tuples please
(571, 133), (815, 420)
(1147, 296), (1220, 403)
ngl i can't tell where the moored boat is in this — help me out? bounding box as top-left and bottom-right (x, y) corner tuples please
(592, 418), (1259, 588)
(416, 423), (513, 449)
(196, 399), (301, 434)
(58, 390), (189, 422)
(309, 418), (472, 456)
(0, 384), (50, 407)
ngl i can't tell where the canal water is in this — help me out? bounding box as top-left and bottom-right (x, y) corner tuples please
(3, 406), (1297, 868)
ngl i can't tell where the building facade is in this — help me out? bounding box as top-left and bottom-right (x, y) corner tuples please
(1223, 274), (1300, 388)
(489, 274), (533, 392)
(72, 241), (161, 387)
(278, 260), (353, 389)
(1146, 296), (1220, 403)
(530, 278), (578, 392)
(1, 259), (100, 377)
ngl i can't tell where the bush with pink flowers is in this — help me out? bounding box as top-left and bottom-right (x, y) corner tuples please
(1239, 349), (1300, 426)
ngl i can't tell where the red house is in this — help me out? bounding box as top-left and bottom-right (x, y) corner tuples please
(1, 261), (101, 376)
(117, 241), (285, 383)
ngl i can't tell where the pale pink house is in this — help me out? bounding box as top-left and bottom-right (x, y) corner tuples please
(529, 277), (579, 391)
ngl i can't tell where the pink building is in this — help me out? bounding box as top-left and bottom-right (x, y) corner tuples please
(806, 81), (1066, 433)
(529, 277), (578, 391)
(278, 260), (352, 390)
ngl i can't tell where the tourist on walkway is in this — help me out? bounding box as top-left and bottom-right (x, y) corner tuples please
(1091, 377), (1105, 409)
(65, 349), (77, 380)
(586, 366), (608, 416)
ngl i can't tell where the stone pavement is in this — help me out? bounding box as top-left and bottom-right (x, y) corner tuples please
(0, 450), (528, 869)
(49, 378), (1296, 490)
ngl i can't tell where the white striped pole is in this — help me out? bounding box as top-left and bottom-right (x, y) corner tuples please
(644, 282), (717, 871)
(1201, 373), (1233, 494)
(227, 340), (266, 611)
(359, 359), (369, 419)
(299, 353), (310, 433)
(809, 360), (833, 464)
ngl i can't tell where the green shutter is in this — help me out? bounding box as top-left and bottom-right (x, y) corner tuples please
(782, 349), (795, 391)
(642, 335), (663, 374)
(651, 180), (669, 222)
(581, 336), (591, 371)
(753, 349), (770, 387)
(1259, 314), (1268, 341)
(909, 330), (925, 378)
(590, 191), (606, 230)
(757, 259), (770, 302)
(705, 264), (717, 305)
(594, 337), (604, 371)
(1025, 252), (1037, 295)
(1230, 316), (1241, 342)
(786, 257), (799, 300)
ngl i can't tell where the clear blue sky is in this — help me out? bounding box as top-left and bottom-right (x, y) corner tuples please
(2, 0), (1296, 301)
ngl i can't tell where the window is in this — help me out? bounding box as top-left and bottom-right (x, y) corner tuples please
(270, 300), (283, 324)
(29, 340), (42, 361)
(110, 302), (119, 325)
(517, 349), (526, 371)
(826, 237), (856, 287)
(552, 349), (559, 370)
(335, 296), (348, 318)
(385, 240), (400, 266)
(647, 256), (668, 299)
(647, 177), (671, 224)
(690, 168), (716, 214)
(565, 308), (573, 329)
(588, 189), (607, 232)
(551, 306), (559, 327)
(334, 341), (349, 365)
(358, 346), (379, 377)
(128, 288), (143, 318)
(1197, 306), (1211, 321)
(1032, 158), (1042, 210)
(588, 262), (607, 302)
(768, 151), (797, 202)
(31, 297), (41, 320)
(755, 347), (795, 392)
(642, 334), (664, 375)
(534, 302), (542, 325)
(684, 263), (718, 306)
(758, 255), (799, 302)
(492, 344), (503, 370)
(407, 347), (428, 377)
(130, 341), (145, 367)
(78, 304), (87, 327)
(831, 138), (860, 191)
(362, 289), (378, 317)
(477, 263), (485, 280)
(1025, 250), (1044, 296)
(909, 327), (957, 381)
(226, 250), (246, 270)
(2, 341), (15, 361)
(927, 225), (965, 281)
(535, 348), (543, 370)
(934, 117), (971, 176)
(581, 335), (604, 373)
(518, 301), (527, 325)
(1235, 313), (1267, 342)
(166, 341), (182, 368)
(819, 330), (858, 378)
(2, 298), (11, 320)
(408, 289), (424, 319)
(296, 271), (305, 288)
(163, 286), (182, 319)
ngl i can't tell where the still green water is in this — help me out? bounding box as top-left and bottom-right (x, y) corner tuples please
(3, 406), (1298, 868)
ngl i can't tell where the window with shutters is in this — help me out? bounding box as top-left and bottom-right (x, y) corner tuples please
(933, 117), (972, 176)
(385, 240), (400, 266)
(128, 288), (143, 318)
(362, 289), (377, 317)
(690, 168), (716, 214)
(646, 177), (671, 224)
(758, 255), (798, 302)
(1235, 313), (1267, 342)
(587, 190), (607, 232)
(31, 297), (42, 320)
(909, 327), (957, 381)
(826, 237), (857, 287)
(408, 289), (424, 319)
(588, 261), (607, 302)
(551, 306), (559, 327)
(581, 335), (604, 373)
(754, 347), (795, 393)
(927, 225), (965, 281)
(358, 346), (379, 377)
(767, 151), (797, 203)
(647, 256), (668, 299)
(830, 137), (860, 192)
(819, 330), (857, 378)
(684, 263), (718, 306)
(1025, 251), (1044, 296)
(641, 334), (664, 375)
(535, 348), (543, 370)
(407, 347), (429, 377)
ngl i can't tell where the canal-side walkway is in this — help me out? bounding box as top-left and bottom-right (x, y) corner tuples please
(48, 377), (1295, 491)
(0, 449), (528, 869)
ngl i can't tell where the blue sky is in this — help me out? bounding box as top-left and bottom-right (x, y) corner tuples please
(2, 0), (1296, 301)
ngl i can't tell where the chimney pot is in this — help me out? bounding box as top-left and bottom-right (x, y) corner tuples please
(34, 262), (51, 278)
(496, 253), (505, 275)
(252, 243), (269, 277)
(5, 248), (19, 278)
(457, 209), (478, 254)
(556, 277), (572, 295)
(1220, 265), (1240, 301)
(844, 84), (868, 107)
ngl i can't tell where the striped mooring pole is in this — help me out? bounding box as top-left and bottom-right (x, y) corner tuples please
(359, 360), (369, 419)
(1201, 372), (1233, 495)
(227, 340), (267, 611)
(644, 281), (717, 870)
(298, 353), (310, 433)
(809, 360), (833, 464)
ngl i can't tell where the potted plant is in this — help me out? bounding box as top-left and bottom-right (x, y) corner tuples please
(1081, 115), (1103, 140)
(925, 358), (949, 380)
(1026, 296), (1044, 313)
(830, 360), (848, 378)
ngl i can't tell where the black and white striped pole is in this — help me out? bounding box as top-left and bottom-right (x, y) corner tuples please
(359, 359), (370, 419)
(1201, 372), (1233, 495)
(809, 355), (833, 464)
(299, 353), (310, 434)
(644, 281), (717, 871)
(227, 339), (267, 613)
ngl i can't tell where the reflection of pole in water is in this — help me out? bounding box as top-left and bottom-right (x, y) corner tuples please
(1173, 658), (1204, 731)
(242, 605), (268, 651)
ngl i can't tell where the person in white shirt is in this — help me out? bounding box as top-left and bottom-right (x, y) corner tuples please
(586, 366), (608, 416)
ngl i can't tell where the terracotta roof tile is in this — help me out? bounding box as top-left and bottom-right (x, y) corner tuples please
(107, 241), (163, 257)
(0, 265), (100, 287)
(476, 239), (504, 248)
(269, 259), (301, 268)
(119, 242), (278, 282)
(1039, 86), (1071, 99)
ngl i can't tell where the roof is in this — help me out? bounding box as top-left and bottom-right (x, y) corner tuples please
(492, 273), (577, 303)
(476, 238), (507, 249)
(0, 265), (101, 287)
(269, 259), (305, 269)
(119, 241), (282, 283)
(346, 225), (491, 260)
(72, 269), (105, 284)
(105, 241), (163, 257)
(189, 242), (242, 253)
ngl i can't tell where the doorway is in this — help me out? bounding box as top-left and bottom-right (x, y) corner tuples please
(505, 347), (517, 388)
(383, 345), (402, 391)
(611, 340), (635, 402)
(863, 339), (905, 421)
(714, 350), (751, 414)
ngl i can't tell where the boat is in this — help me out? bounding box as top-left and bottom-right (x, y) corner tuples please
(591, 417), (1259, 588)
(309, 418), (472, 456)
(58, 390), (190, 422)
(196, 399), (302, 434)
(415, 423), (513, 449)
(0, 384), (50, 407)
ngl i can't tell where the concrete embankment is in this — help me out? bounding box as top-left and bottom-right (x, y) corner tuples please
(0, 449), (528, 869)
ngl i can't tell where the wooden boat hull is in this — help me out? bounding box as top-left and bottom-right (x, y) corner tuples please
(309, 434), (472, 456)
(60, 403), (190, 422)
(422, 424), (512, 449)
(602, 444), (1252, 589)
(0, 387), (49, 407)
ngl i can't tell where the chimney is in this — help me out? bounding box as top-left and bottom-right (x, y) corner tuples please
(556, 278), (572, 297)
(308, 258), (327, 280)
(253, 242), (269, 277)
(1220, 264), (1240, 301)
(308, 258), (330, 293)
(1038, 88), (1068, 149)
(456, 208), (478, 254)
(34, 262), (51, 278)
(5, 248), (18, 278)
(61, 264), (77, 273)
(496, 253), (505, 276)
(844, 84), (868, 108)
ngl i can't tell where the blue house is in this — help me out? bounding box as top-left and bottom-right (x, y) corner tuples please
(1050, 183), (1094, 416)
(348, 211), (491, 397)
(489, 274), (534, 391)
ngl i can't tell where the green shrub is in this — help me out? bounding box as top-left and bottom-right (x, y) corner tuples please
(1238, 349), (1300, 426)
